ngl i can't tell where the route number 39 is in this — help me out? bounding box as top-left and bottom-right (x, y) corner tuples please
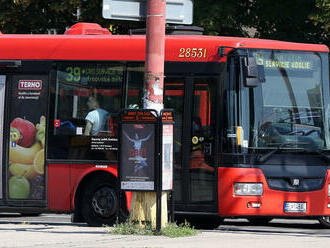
(179, 48), (207, 58)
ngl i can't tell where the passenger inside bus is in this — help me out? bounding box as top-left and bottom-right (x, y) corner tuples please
(84, 94), (109, 136)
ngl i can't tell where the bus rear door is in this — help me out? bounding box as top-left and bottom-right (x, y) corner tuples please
(2, 74), (48, 207)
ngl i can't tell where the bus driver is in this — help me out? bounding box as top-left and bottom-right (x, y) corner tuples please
(84, 94), (109, 136)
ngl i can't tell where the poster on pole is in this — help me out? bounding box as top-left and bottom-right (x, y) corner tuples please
(162, 124), (173, 190)
(120, 110), (157, 191)
(161, 110), (174, 191)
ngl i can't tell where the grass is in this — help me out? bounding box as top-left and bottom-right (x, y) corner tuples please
(161, 222), (199, 238)
(108, 220), (199, 238)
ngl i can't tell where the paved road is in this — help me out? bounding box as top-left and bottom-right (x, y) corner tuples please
(0, 213), (329, 248)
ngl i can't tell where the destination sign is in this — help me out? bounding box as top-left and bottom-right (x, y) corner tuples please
(252, 51), (316, 71)
(58, 63), (123, 85)
(259, 59), (312, 70)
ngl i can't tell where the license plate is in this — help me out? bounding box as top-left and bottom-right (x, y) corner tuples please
(284, 202), (307, 213)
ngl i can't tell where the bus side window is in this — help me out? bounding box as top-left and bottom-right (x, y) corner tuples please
(49, 62), (124, 161)
(126, 63), (144, 108)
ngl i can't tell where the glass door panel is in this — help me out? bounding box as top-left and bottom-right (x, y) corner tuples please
(164, 79), (185, 201)
(189, 79), (217, 203)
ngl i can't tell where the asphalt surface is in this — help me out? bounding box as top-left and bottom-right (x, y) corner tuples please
(0, 214), (330, 248)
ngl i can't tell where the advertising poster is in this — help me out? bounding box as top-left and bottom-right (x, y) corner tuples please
(8, 75), (47, 200)
(0, 76), (6, 199)
(120, 123), (155, 190)
(162, 124), (173, 190)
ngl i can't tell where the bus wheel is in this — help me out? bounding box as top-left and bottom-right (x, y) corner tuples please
(318, 216), (330, 228)
(247, 217), (273, 225)
(81, 176), (127, 227)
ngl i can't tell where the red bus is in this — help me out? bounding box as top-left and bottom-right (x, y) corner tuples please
(0, 22), (329, 228)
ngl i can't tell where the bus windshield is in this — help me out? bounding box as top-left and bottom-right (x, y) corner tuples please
(242, 50), (330, 152)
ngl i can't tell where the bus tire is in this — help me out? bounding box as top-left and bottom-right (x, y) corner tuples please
(318, 216), (330, 228)
(247, 217), (273, 225)
(81, 175), (127, 227)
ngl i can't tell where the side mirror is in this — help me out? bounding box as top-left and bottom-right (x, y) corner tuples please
(243, 57), (265, 87)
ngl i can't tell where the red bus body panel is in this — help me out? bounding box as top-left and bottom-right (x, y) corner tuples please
(0, 30), (328, 217)
(48, 163), (131, 212)
(0, 34), (328, 63)
(218, 167), (330, 216)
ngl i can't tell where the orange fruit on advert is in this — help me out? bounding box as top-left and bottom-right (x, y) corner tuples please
(24, 149), (44, 179)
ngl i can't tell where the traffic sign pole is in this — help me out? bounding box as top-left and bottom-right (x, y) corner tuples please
(144, 0), (166, 232)
(143, 0), (166, 112)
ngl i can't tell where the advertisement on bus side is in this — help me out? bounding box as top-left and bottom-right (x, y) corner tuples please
(7, 75), (47, 200)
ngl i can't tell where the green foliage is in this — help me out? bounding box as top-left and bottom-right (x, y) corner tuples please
(109, 221), (199, 238)
(193, 0), (329, 46)
(109, 221), (154, 236)
(310, 0), (330, 33)
(161, 221), (199, 238)
(0, 0), (80, 34)
(247, 0), (329, 46)
(0, 0), (328, 46)
(0, 0), (143, 34)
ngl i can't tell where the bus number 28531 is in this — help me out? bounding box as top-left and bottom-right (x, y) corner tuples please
(179, 48), (207, 58)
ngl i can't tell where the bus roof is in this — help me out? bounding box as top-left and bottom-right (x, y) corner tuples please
(0, 33), (328, 62)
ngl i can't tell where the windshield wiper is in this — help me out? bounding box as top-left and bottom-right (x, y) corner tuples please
(256, 142), (298, 164)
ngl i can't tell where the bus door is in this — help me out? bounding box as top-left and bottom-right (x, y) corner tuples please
(2, 74), (48, 205)
(165, 77), (218, 212)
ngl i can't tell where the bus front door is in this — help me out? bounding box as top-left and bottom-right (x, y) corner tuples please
(165, 77), (218, 213)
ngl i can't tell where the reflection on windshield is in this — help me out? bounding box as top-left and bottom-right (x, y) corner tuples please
(249, 50), (328, 150)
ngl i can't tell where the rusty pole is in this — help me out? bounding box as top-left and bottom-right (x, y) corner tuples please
(130, 0), (167, 230)
(143, 0), (166, 111)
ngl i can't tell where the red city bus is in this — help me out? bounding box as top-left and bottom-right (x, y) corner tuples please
(0, 22), (329, 227)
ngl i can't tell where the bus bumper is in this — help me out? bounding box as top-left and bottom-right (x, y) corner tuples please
(218, 167), (330, 217)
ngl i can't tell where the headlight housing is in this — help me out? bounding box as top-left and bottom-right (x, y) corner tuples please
(234, 183), (263, 196)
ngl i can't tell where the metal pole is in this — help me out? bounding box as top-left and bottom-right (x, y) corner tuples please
(144, 0), (166, 232)
(144, 0), (166, 112)
(156, 118), (162, 232)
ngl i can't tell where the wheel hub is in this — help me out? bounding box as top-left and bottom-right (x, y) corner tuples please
(91, 187), (118, 218)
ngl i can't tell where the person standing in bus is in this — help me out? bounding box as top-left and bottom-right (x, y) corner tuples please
(84, 94), (109, 136)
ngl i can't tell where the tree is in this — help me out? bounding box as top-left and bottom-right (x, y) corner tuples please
(247, 0), (329, 46)
(193, 0), (250, 37)
(310, 0), (330, 43)
(1, 0), (328, 47)
(0, 0), (144, 34)
(192, 0), (329, 47)
(0, 0), (79, 34)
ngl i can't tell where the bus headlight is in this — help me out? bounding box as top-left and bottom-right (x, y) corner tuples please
(328, 184), (330, 196)
(234, 183), (263, 196)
